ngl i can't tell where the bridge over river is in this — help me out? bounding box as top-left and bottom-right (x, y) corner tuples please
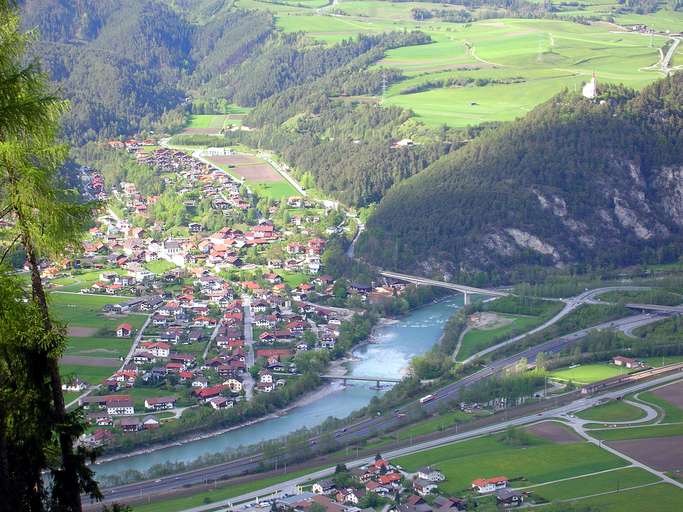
(320, 374), (402, 388)
(379, 270), (509, 304)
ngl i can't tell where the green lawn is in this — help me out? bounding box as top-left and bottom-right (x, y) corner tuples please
(457, 314), (542, 360)
(186, 114), (228, 131)
(638, 391), (683, 423)
(395, 409), (484, 438)
(577, 400), (646, 423)
(50, 294), (144, 330)
(249, 180), (299, 200)
(549, 363), (631, 385)
(59, 364), (117, 386)
(528, 467), (660, 501)
(565, 483), (683, 512)
(133, 465), (329, 512)
(278, 270), (310, 288)
(394, 435), (627, 492)
(641, 356), (683, 367)
(64, 336), (133, 359)
(144, 259), (177, 274)
(589, 423), (683, 441)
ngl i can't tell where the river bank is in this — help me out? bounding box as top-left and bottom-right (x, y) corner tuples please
(93, 295), (463, 480)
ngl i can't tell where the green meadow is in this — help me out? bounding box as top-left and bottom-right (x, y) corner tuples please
(186, 114), (228, 130)
(264, 0), (676, 127)
(457, 314), (541, 360)
(250, 180), (299, 200)
(589, 423), (683, 441)
(549, 363), (631, 384)
(638, 390), (683, 423)
(527, 467), (660, 501)
(60, 364), (119, 386)
(566, 483), (683, 512)
(577, 400), (647, 423)
(394, 434), (627, 492)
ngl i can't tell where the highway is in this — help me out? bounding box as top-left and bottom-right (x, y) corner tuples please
(461, 285), (652, 365)
(90, 304), (669, 508)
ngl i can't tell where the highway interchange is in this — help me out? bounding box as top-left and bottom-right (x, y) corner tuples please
(90, 286), (679, 509)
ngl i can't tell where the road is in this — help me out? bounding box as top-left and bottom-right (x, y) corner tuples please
(661, 37), (681, 74)
(242, 294), (255, 401)
(202, 320), (223, 362)
(461, 286), (652, 365)
(379, 270), (509, 298)
(345, 220), (364, 259)
(90, 307), (669, 507)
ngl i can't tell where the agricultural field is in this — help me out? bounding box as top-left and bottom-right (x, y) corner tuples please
(183, 114), (228, 135)
(607, 436), (683, 472)
(260, 0), (681, 127)
(60, 364), (121, 389)
(394, 433), (627, 492)
(549, 362), (632, 384)
(48, 267), (127, 292)
(640, 381), (683, 422)
(565, 483), (683, 512)
(589, 423), (683, 441)
(207, 153), (298, 199)
(576, 399), (647, 423)
(53, 292), (146, 388)
(527, 467), (660, 502)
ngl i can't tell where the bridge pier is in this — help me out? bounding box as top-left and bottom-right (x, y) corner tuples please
(463, 292), (470, 306)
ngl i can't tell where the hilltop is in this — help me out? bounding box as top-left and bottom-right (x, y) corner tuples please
(358, 75), (683, 278)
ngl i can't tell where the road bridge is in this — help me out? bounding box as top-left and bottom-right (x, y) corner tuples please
(320, 374), (401, 388)
(379, 270), (509, 305)
(626, 303), (683, 313)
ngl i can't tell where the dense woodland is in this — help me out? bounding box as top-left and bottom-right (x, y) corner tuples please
(21, 0), (273, 142)
(358, 76), (683, 277)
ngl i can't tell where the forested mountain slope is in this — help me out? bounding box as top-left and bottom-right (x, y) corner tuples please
(20, 0), (272, 141)
(358, 75), (683, 278)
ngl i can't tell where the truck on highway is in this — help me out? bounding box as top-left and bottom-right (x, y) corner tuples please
(419, 394), (435, 404)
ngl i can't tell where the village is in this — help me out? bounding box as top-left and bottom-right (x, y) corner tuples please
(265, 455), (524, 512)
(47, 139), (406, 449)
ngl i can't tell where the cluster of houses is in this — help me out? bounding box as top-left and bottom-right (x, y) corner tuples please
(309, 460), (452, 510)
(78, 393), (166, 445)
(301, 458), (525, 512)
(302, 455), (527, 512)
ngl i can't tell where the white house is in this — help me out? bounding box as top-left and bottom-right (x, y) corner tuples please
(417, 466), (445, 482)
(472, 476), (508, 494)
(106, 397), (134, 416)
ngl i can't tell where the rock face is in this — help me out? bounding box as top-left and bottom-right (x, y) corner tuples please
(358, 76), (683, 276)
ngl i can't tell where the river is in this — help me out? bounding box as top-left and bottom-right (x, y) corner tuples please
(93, 295), (462, 478)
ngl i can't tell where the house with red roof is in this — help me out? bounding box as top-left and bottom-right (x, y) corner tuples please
(116, 323), (133, 337)
(472, 476), (508, 494)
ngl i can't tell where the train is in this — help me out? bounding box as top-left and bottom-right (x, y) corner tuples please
(581, 362), (683, 395)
